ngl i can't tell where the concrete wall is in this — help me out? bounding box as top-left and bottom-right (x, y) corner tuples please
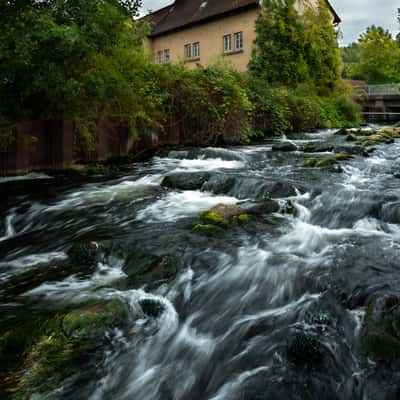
(0, 119), (162, 175)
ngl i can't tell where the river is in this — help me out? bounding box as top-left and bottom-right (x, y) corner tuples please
(1, 127), (400, 399)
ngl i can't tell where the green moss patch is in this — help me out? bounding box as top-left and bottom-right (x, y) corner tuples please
(305, 158), (317, 167)
(335, 152), (353, 161)
(3, 299), (128, 399)
(315, 157), (337, 167)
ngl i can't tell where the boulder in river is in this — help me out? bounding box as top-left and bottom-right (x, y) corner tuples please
(6, 299), (128, 398)
(161, 172), (210, 191)
(272, 142), (298, 152)
(68, 241), (100, 266)
(380, 202), (400, 224)
(361, 293), (400, 361)
(302, 142), (334, 153)
(378, 127), (400, 139)
(200, 204), (249, 228)
(193, 224), (226, 237)
(123, 253), (184, 289)
(346, 133), (358, 142)
(335, 128), (350, 136)
(305, 157), (338, 168)
(334, 145), (369, 157)
(335, 152), (354, 161)
(245, 200), (280, 216)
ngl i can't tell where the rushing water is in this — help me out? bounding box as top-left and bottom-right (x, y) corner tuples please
(2, 128), (400, 399)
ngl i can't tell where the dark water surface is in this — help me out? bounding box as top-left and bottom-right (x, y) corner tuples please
(2, 128), (400, 399)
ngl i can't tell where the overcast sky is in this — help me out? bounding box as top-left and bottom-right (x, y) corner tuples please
(141, 0), (400, 46)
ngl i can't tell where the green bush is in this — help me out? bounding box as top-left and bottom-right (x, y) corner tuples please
(150, 63), (252, 144)
(247, 0), (361, 138)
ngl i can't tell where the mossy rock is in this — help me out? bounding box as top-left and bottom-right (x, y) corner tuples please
(334, 128), (350, 136)
(315, 157), (337, 168)
(123, 253), (184, 289)
(305, 158), (317, 167)
(233, 214), (250, 224)
(13, 299), (128, 398)
(379, 128), (400, 139)
(361, 294), (400, 361)
(335, 152), (354, 161)
(86, 164), (107, 175)
(62, 299), (128, 340)
(200, 211), (229, 228)
(346, 133), (358, 142)
(193, 224), (226, 237)
(200, 204), (249, 228)
(303, 143), (315, 153)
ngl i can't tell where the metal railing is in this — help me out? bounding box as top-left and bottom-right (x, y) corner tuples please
(367, 84), (400, 97)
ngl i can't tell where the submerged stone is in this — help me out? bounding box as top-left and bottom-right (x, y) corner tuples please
(68, 241), (100, 266)
(161, 172), (210, 191)
(246, 200), (280, 216)
(193, 224), (225, 237)
(335, 128), (350, 136)
(335, 152), (354, 161)
(361, 293), (400, 361)
(272, 142), (297, 152)
(287, 329), (323, 365)
(123, 253), (184, 288)
(302, 142), (333, 153)
(305, 158), (317, 167)
(380, 202), (400, 224)
(346, 133), (358, 142)
(139, 299), (164, 318)
(315, 157), (337, 168)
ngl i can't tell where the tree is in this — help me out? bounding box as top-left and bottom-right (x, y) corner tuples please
(0, 0), (153, 141)
(249, 0), (341, 90)
(350, 26), (400, 84)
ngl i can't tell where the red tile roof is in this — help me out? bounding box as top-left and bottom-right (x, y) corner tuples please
(146, 0), (341, 38)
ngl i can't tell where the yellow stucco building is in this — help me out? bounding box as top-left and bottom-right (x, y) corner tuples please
(144, 0), (340, 73)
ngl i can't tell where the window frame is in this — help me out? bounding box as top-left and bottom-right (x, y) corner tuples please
(223, 34), (232, 53)
(234, 31), (243, 50)
(184, 43), (192, 60)
(193, 42), (200, 59)
(157, 50), (163, 64)
(164, 49), (170, 64)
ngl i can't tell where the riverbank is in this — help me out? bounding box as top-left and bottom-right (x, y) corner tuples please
(2, 125), (400, 399)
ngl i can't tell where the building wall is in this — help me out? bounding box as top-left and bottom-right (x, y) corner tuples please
(146, 0), (335, 72)
(148, 7), (259, 73)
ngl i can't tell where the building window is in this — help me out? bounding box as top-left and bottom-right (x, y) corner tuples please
(184, 44), (192, 60)
(193, 42), (200, 58)
(223, 34), (232, 53)
(164, 49), (170, 63)
(234, 32), (243, 50)
(157, 50), (163, 64)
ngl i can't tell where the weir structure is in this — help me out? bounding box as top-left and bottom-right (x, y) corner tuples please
(358, 84), (400, 123)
